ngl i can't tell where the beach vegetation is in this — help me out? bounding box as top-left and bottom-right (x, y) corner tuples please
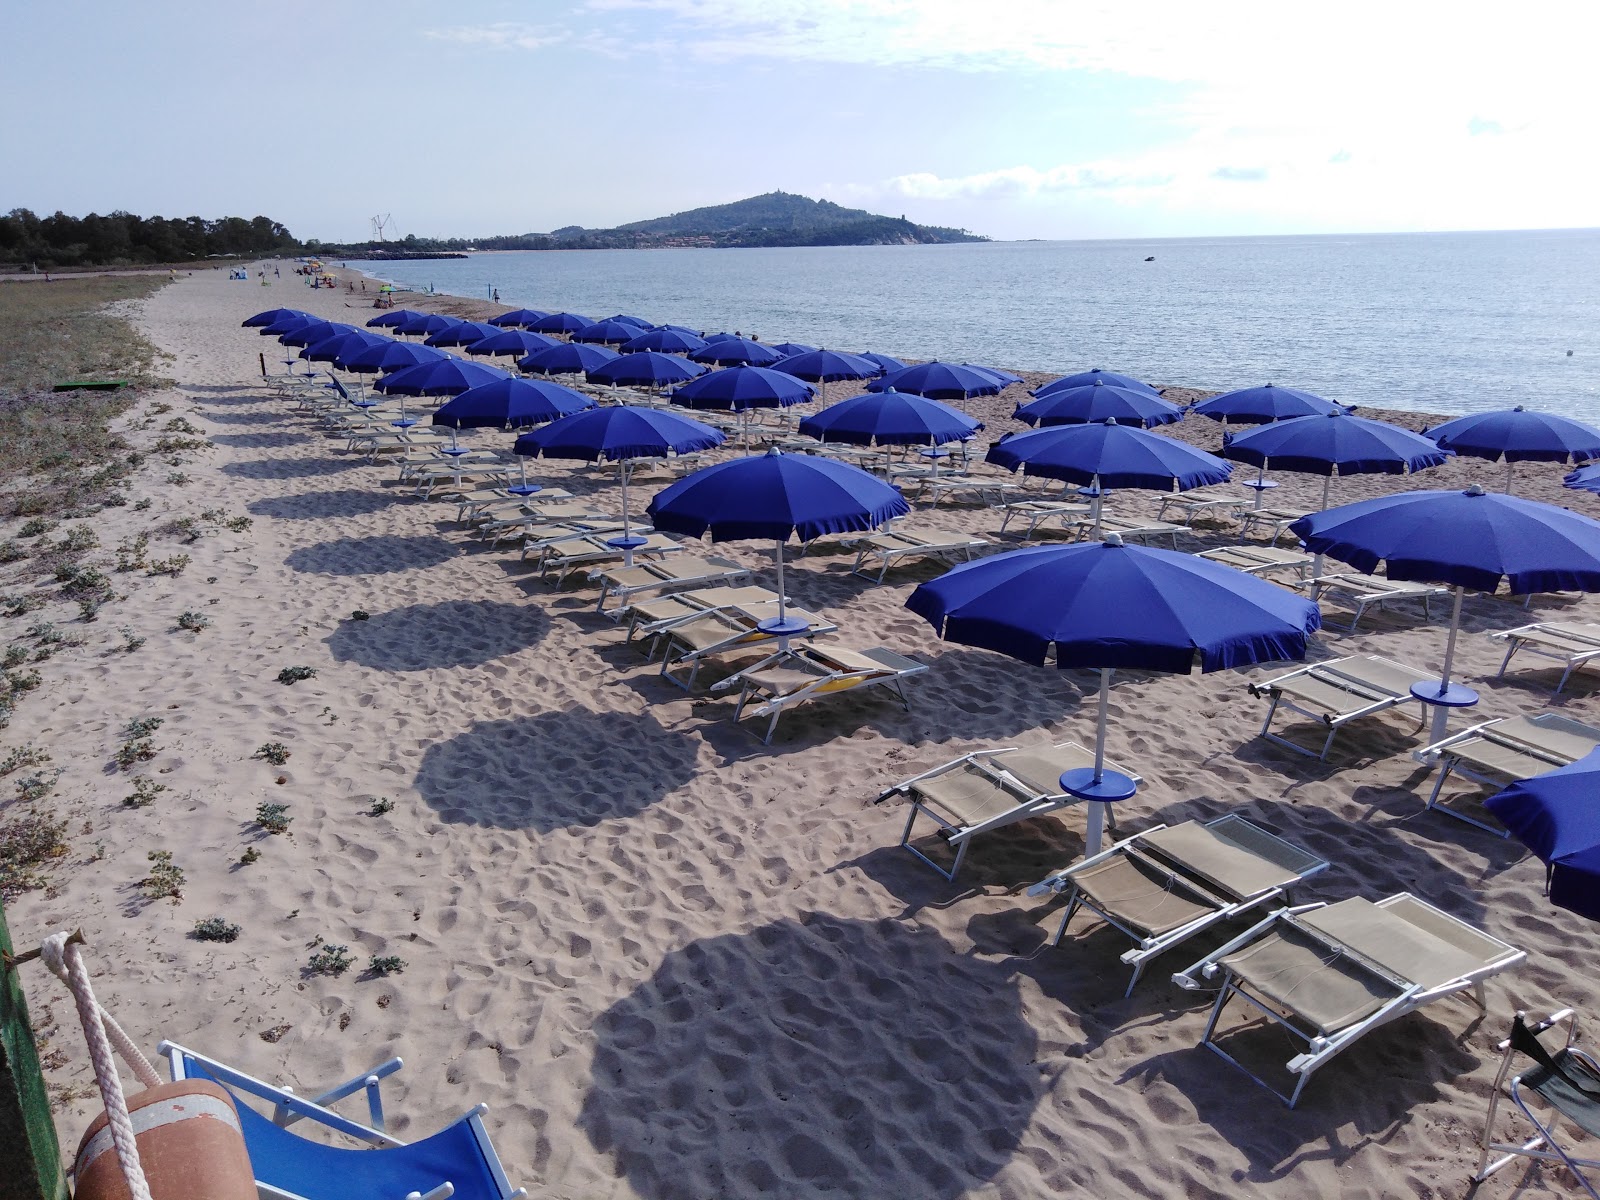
(56, 524), (97, 553)
(132, 498), (152, 512)
(254, 741), (290, 766)
(192, 917), (241, 943)
(165, 516), (202, 542)
(164, 417), (201, 435)
(165, 471), (191, 487)
(27, 622), (62, 644)
(0, 743), (48, 775)
(254, 801), (292, 834)
(0, 540), (25, 563)
(17, 518), (54, 538)
(7, 669), (41, 693)
(276, 665), (316, 685)
(14, 769), (61, 802)
(239, 846), (260, 865)
(175, 610), (209, 632)
(367, 955), (405, 977)
(223, 515), (252, 532)
(123, 776), (165, 808)
(118, 626), (146, 652)
(124, 715), (163, 738)
(148, 553), (190, 576)
(0, 809), (68, 899)
(350, 609), (370, 621)
(77, 598), (103, 622)
(2, 645), (26, 668)
(0, 209), (298, 269)
(141, 850), (185, 902)
(367, 797), (394, 816)
(115, 533), (150, 571)
(0, 593), (45, 617)
(113, 738), (156, 767)
(306, 942), (353, 977)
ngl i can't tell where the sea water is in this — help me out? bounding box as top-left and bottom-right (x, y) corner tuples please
(355, 229), (1599, 420)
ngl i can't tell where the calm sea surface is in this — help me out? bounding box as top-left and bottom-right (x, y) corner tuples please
(356, 230), (1599, 420)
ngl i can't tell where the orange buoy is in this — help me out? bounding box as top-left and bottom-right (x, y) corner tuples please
(74, 1079), (256, 1200)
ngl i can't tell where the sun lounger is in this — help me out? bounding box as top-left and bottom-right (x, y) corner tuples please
(477, 504), (618, 545)
(917, 476), (1021, 506)
(531, 532), (684, 580)
(1155, 490), (1250, 526)
(159, 1041), (526, 1200)
(452, 487), (576, 523)
(1171, 894), (1525, 1107)
(1474, 1009), (1600, 1196)
(1301, 571), (1449, 631)
(1029, 815), (1329, 992)
(842, 528), (991, 583)
(994, 498), (1093, 538)
(412, 465), (510, 498)
(1249, 654), (1434, 759)
(1069, 513), (1186, 548)
(875, 740), (1142, 881)
(1492, 621), (1600, 694)
(516, 520), (634, 561)
(1196, 544), (1314, 579)
(1418, 713), (1600, 833)
(590, 554), (752, 611)
(714, 643), (928, 743)
(622, 584), (781, 640)
(1236, 505), (1311, 543)
(657, 602), (838, 688)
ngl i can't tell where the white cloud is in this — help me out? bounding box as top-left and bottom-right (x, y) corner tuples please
(425, 22), (569, 51)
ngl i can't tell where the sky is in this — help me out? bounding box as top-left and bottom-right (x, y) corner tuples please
(3, 0), (1597, 243)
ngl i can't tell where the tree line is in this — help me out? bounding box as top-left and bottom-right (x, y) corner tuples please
(0, 209), (299, 269)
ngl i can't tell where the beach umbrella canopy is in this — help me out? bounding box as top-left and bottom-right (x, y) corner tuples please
(868, 361), (1004, 402)
(1565, 464), (1600, 495)
(1486, 750), (1600, 921)
(279, 321), (357, 348)
(1014, 380), (1184, 429)
(587, 351), (707, 389)
(340, 340), (448, 375)
(489, 308), (550, 327)
(258, 314), (319, 337)
(393, 312), (457, 337)
(964, 364), (1024, 387)
(653, 325), (702, 338)
(702, 332), (740, 344)
(365, 308), (427, 329)
(529, 311), (594, 334)
(669, 365), (815, 412)
(603, 313), (652, 328)
(1034, 369), (1159, 398)
(373, 357), (510, 396)
(773, 343), (820, 358)
(771, 350), (882, 383)
(622, 328), (708, 354)
(906, 539), (1320, 853)
(799, 389), (981, 447)
(304, 330), (387, 367)
(689, 337), (783, 367)
(572, 317), (651, 345)
(1291, 486), (1600, 724)
(648, 449), (909, 640)
(1425, 406), (1600, 493)
(518, 342), (620, 376)
(243, 308), (310, 327)
(1190, 384), (1347, 425)
(516, 406), (724, 563)
(988, 420), (1232, 491)
(1223, 409), (1452, 509)
(424, 320), (500, 348)
(465, 329), (560, 359)
(853, 351), (904, 375)
(432, 377), (594, 430)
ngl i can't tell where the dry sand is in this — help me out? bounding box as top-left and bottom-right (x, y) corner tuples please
(8, 262), (1598, 1198)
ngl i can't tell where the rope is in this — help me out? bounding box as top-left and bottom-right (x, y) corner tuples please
(40, 931), (158, 1200)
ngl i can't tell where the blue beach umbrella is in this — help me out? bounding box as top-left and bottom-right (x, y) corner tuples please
(303, 330), (387, 365)
(869, 361), (1004, 404)
(669, 365), (815, 412)
(340, 341), (447, 375)
(800, 389), (981, 447)
(374, 358), (510, 396)
(572, 318), (651, 345)
(1486, 750), (1600, 921)
(243, 308), (310, 327)
(1564, 464), (1600, 495)
(773, 343), (820, 358)
(366, 309), (427, 329)
(1190, 383), (1347, 425)
(424, 320), (500, 348)
(529, 311), (594, 335)
(1014, 380), (1183, 429)
(1034, 369), (1159, 398)
(258, 314), (318, 337)
(1425, 406), (1600, 493)
(906, 539), (1320, 853)
(853, 351), (904, 375)
(279, 321), (357, 348)
(1291, 486), (1600, 731)
(648, 449), (908, 642)
(516, 406), (724, 564)
(1222, 409), (1452, 509)
(702, 332), (740, 344)
(772, 349), (883, 411)
(603, 313), (652, 328)
(519, 342), (620, 376)
(652, 325), (703, 338)
(964, 364), (1024, 387)
(622, 328), (708, 354)
(587, 351), (707, 390)
(433, 377), (595, 493)
(689, 337), (783, 367)
(489, 308), (550, 327)
(393, 312), (457, 337)
(466, 330), (560, 359)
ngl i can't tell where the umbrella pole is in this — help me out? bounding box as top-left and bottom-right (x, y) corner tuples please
(619, 459), (634, 566)
(1320, 473), (1333, 511)
(1440, 585), (1464, 690)
(1253, 462), (1267, 510)
(1091, 477), (1103, 537)
(1425, 585), (1471, 744)
(1505, 460), (1515, 495)
(1086, 668), (1112, 856)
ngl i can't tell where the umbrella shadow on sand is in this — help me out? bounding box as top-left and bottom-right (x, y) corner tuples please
(222, 456), (364, 480)
(413, 709), (699, 831)
(284, 535), (456, 576)
(326, 600), (549, 671)
(209, 431), (312, 450)
(198, 409), (284, 426)
(248, 490), (394, 520)
(576, 912), (1043, 1200)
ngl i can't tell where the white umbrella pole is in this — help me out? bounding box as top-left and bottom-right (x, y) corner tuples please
(774, 541), (787, 625)
(1426, 585), (1468, 743)
(1320, 473), (1333, 510)
(620, 458), (634, 566)
(1092, 476), (1104, 537)
(1086, 667), (1112, 856)
(1253, 461), (1267, 510)
(1505, 460), (1515, 495)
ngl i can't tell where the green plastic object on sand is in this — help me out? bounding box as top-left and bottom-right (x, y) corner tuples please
(51, 381), (129, 392)
(0, 900), (67, 1200)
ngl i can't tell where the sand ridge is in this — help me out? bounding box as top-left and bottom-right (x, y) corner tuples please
(6, 265), (1597, 1198)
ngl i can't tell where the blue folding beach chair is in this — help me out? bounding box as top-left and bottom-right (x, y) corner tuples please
(159, 1041), (526, 1200)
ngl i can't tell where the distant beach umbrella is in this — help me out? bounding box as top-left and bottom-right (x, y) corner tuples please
(279, 321), (358, 348)
(800, 389), (981, 447)
(1425, 406), (1600, 493)
(433, 376), (595, 494)
(587, 351), (707, 390)
(516, 406), (724, 564)
(689, 337), (783, 367)
(868, 361), (1004, 404)
(603, 313), (653, 328)
(852, 352), (903, 375)
(242, 308), (310, 328)
(1033, 369), (1159, 399)
(365, 308), (427, 329)
(303, 330), (386, 366)
(489, 308), (550, 327)
(906, 539), (1320, 853)
(466, 330), (560, 359)
(963, 364), (1024, 387)
(374, 358), (510, 396)
(1222, 409), (1452, 509)
(519, 342), (620, 376)
(1014, 380), (1184, 429)
(652, 325), (702, 338)
(1189, 384), (1346, 426)
(669, 365), (815, 412)
(622, 328), (708, 354)
(258, 314), (319, 337)
(1565, 464), (1600, 495)
(772, 349), (883, 410)
(393, 312), (458, 337)
(339, 341), (447, 375)
(1486, 749), (1600, 921)
(773, 343), (820, 358)
(423, 320), (500, 348)
(572, 318), (652, 345)
(529, 311), (594, 335)
(702, 332), (741, 344)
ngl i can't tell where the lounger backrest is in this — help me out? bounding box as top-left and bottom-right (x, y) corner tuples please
(1301, 896), (1494, 989)
(1544, 622), (1600, 647)
(990, 742), (1093, 796)
(1487, 714), (1600, 761)
(1140, 817), (1321, 898)
(1378, 894), (1519, 966)
(1318, 655), (1429, 698)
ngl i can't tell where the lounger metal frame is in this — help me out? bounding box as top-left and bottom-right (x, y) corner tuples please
(1249, 656), (1428, 760)
(1417, 713), (1600, 835)
(716, 645), (927, 743)
(842, 531), (990, 584)
(1492, 622), (1600, 694)
(1301, 572), (1447, 632)
(590, 556), (752, 612)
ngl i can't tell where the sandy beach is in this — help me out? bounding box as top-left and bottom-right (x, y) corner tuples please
(7, 263), (1598, 1199)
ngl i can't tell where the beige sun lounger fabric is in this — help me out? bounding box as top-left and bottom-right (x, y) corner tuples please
(1304, 572), (1449, 630)
(531, 532), (682, 579)
(1492, 621), (1600, 693)
(845, 528), (990, 583)
(622, 584), (780, 639)
(1031, 815), (1329, 993)
(1420, 713), (1600, 833)
(590, 555), (750, 611)
(878, 741), (1141, 881)
(1155, 490), (1250, 526)
(1069, 514), (1185, 548)
(657, 602), (838, 688)
(721, 644), (928, 743)
(1250, 654), (1434, 759)
(1236, 506), (1311, 543)
(997, 499), (1092, 538)
(1196, 545), (1314, 579)
(1173, 893), (1524, 1106)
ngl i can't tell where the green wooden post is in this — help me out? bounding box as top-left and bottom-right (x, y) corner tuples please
(0, 901), (67, 1200)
